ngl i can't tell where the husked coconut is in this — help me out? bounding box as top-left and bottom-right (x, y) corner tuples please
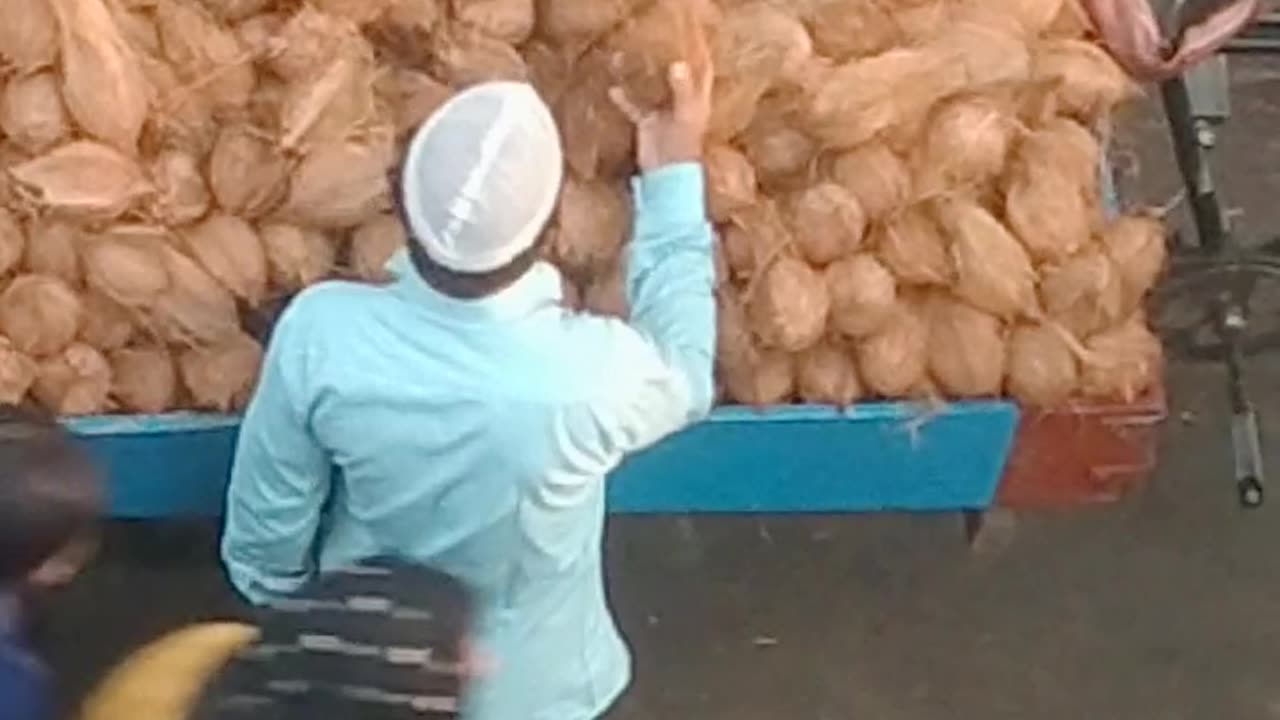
(931, 6), (1031, 88)
(233, 12), (287, 58)
(10, 141), (151, 220)
(858, 297), (928, 397)
(78, 292), (135, 352)
(0, 208), (24, 277)
(827, 142), (912, 221)
(749, 257), (829, 352)
(1039, 247), (1125, 338)
(524, 41), (574, 107)
(933, 198), (1037, 319)
(1002, 0), (1067, 35)
(552, 178), (630, 278)
(1006, 323), (1079, 406)
(602, 0), (713, 111)
(927, 295), (1006, 397)
(582, 263), (629, 319)
(0, 0), (58, 72)
(705, 145), (758, 223)
(1081, 314), (1162, 403)
(311, 0), (397, 25)
(1034, 39), (1133, 121)
(535, 0), (637, 42)
(349, 214), (406, 283)
(149, 150), (210, 225)
(33, 343), (111, 416)
(784, 183), (866, 266)
(708, 75), (769, 142)
(1101, 214), (1167, 313)
(741, 109), (816, 190)
(150, 245), (239, 344)
(81, 226), (170, 309)
(23, 219), (80, 285)
(112, 3), (162, 57)
(199, 0), (272, 22)
(451, 0), (534, 43)
(181, 214), (268, 305)
(712, 1), (811, 84)
(913, 94), (1015, 194)
(795, 341), (861, 406)
(826, 253), (897, 339)
(429, 22), (528, 88)
(556, 54), (634, 180)
(375, 68), (452, 138)
(286, 138), (394, 229)
(154, 0), (256, 112)
(280, 51), (379, 151)
(872, 206), (952, 286)
(0, 337), (36, 404)
(721, 347), (795, 406)
(208, 125), (289, 218)
(48, 0), (150, 154)
(109, 345), (177, 414)
(260, 223), (335, 291)
(0, 72), (71, 153)
(271, 6), (364, 81)
(0, 275), (82, 356)
(178, 331), (262, 411)
(1004, 162), (1091, 264)
(801, 0), (899, 60)
(722, 201), (792, 282)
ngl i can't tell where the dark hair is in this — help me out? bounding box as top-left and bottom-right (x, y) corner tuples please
(388, 163), (545, 300)
(0, 404), (101, 584)
(196, 557), (474, 720)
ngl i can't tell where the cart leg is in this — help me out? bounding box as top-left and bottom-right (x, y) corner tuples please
(964, 509), (1018, 555)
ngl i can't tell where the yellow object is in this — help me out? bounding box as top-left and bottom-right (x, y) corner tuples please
(78, 622), (259, 720)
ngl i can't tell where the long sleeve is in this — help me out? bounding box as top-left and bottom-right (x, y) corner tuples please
(221, 311), (331, 604)
(539, 163), (716, 508)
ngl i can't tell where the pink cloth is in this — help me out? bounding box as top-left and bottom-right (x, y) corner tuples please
(1082, 0), (1262, 80)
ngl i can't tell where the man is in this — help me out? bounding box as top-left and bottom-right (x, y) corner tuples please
(1084, 0), (1262, 80)
(221, 35), (716, 720)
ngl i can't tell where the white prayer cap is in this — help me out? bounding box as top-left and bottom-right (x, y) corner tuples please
(400, 82), (564, 274)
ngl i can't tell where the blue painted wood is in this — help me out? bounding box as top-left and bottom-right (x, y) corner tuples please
(69, 402), (1019, 519)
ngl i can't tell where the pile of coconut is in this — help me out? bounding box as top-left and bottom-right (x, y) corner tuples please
(0, 0), (1163, 417)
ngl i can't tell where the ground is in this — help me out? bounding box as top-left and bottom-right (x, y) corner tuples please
(34, 57), (1280, 718)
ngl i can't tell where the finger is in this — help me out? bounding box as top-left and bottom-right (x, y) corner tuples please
(609, 86), (646, 125)
(667, 62), (697, 115)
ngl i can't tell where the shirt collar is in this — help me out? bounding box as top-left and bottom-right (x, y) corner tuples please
(387, 250), (563, 323)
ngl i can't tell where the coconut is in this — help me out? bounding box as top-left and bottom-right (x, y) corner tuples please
(560, 272), (582, 310)
(233, 12), (287, 58)
(280, 51), (379, 151)
(927, 295), (1005, 397)
(1047, 0), (1093, 39)
(932, 6), (1031, 88)
(178, 331), (262, 412)
(181, 214), (268, 305)
(857, 298), (928, 397)
(451, 0), (535, 44)
(807, 47), (965, 149)
(109, 345), (177, 414)
(0, 208), (24, 277)
(1006, 323), (1079, 407)
(0, 143), (28, 207)
(1000, 0), (1067, 35)
(602, 0), (713, 111)
(826, 253), (897, 339)
(23, 219), (80, 285)
(288, 138), (394, 229)
(720, 344), (795, 405)
(552, 178), (630, 277)
(136, 50), (219, 157)
(524, 41), (574, 107)
(78, 292), (135, 352)
(150, 245), (240, 345)
(0, 72), (71, 153)
(1039, 247), (1125, 338)
(349, 214), (406, 283)
(872, 207), (952, 286)
(81, 226), (171, 309)
(271, 6), (364, 81)
(1080, 315), (1162, 403)
(556, 54), (634, 180)
(260, 223), (335, 291)
(1034, 39), (1133, 121)
(712, 1), (811, 83)
(0, 0), (58, 72)
(207, 125), (290, 219)
(311, 0), (397, 25)
(48, 0), (150, 154)
(582, 263), (629, 319)
(1017, 117), (1100, 195)
(535, 0), (637, 42)
(10, 141), (151, 221)
(0, 337), (36, 404)
(784, 183), (866, 266)
(706, 145), (758, 223)
(1101, 214), (1167, 313)
(893, 0), (949, 43)
(112, 4), (161, 56)
(741, 103), (816, 190)
(801, 0), (899, 61)
(1004, 162), (1091, 264)
(826, 142), (912, 221)
(722, 201), (792, 282)
(375, 68), (453, 138)
(149, 150), (210, 225)
(0, 275), (83, 356)
(199, 0), (272, 22)
(708, 75), (769, 142)
(429, 22), (528, 88)
(913, 94), (1015, 194)
(33, 343), (111, 416)
(154, 0), (256, 112)
(795, 341), (861, 406)
(749, 257), (829, 352)
(933, 198), (1037, 319)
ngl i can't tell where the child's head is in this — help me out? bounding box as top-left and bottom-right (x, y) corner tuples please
(0, 403), (101, 589)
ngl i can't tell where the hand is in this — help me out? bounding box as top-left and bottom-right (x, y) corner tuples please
(1083, 0), (1260, 81)
(608, 1), (714, 173)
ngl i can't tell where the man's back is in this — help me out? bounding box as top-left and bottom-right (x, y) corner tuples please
(223, 164), (716, 720)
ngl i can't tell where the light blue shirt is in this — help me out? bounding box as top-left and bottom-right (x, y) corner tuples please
(221, 163), (716, 720)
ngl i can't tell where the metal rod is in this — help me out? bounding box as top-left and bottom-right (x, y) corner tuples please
(1160, 78), (1230, 252)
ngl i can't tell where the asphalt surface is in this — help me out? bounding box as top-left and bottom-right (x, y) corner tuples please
(33, 56), (1280, 719)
